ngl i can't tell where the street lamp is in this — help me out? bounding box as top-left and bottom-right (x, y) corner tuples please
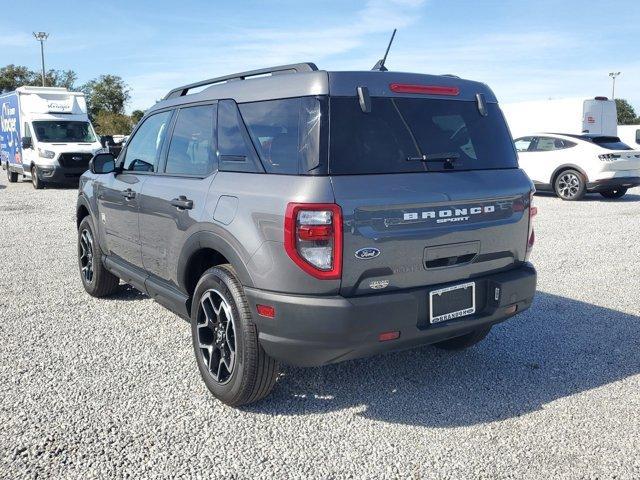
(608, 72), (621, 99)
(33, 32), (49, 87)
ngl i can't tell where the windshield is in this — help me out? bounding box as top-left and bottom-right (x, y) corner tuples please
(328, 97), (517, 174)
(32, 121), (97, 143)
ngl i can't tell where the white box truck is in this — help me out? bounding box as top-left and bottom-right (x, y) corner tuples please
(501, 97), (618, 139)
(0, 86), (102, 188)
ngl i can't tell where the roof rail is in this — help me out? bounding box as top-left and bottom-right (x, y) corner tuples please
(163, 62), (319, 100)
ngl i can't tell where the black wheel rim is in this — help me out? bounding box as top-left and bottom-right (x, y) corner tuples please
(79, 229), (94, 283)
(557, 173), (580, 199)
(197, 289), (237, 385)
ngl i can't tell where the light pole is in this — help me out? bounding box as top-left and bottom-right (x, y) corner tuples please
(33, 32), (49, 87)
(608, 71), (621, 99)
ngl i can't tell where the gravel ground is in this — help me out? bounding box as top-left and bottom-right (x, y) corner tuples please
(0, 176), (639, 479)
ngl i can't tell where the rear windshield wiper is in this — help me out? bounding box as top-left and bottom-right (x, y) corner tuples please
(407, 152), (460, 169)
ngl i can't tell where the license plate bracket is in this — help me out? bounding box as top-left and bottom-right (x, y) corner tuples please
(429, 281), (476, 324)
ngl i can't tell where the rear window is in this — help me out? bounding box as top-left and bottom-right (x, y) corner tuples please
(589, 136), (632, 151)
(328, 97), (517, 174)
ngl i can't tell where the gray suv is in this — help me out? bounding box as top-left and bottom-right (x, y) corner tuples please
(76, 63), (537, 406)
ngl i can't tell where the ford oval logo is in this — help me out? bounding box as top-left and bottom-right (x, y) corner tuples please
(355, 247), (380, 260)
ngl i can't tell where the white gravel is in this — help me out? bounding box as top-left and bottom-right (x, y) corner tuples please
(0, 176), (639, 479)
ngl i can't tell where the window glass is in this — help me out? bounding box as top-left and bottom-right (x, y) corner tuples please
(24, 122), (32, 139)
(239, 97), (322, 174)
(534, 137), (557, 151)
(328, 97), (517, 174)
(590, 136), (632, 151)
(32, 121), (96, 143)
(218, 99), (261, 173)
(165, 105), (215, 176)
(635, 129), (640, 145)
(123, 111), (172, 172)
(514, 137), (533, 152)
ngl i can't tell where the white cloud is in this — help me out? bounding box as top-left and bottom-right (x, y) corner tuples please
(0, 33), (33, 48)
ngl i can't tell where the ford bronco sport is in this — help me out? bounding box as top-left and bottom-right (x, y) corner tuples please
(76, 63), (537, 406)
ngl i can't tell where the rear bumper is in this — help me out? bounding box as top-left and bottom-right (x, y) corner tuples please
(245, 263), (537, 367)
(35, 164), (86, 185)
(587, 176), (640, 191)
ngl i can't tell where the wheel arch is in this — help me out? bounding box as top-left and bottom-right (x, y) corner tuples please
(550, 164), (589, 186)
(178, 230), (255, 305)
(76, 195), (94, 229)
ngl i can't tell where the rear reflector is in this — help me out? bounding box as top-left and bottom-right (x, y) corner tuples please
(378, 331), (400, 342)
(389, 83), (460, 96)
(256, 304), (275, 318)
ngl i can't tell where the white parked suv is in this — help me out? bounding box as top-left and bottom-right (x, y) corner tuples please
(514, 133), (640, 200)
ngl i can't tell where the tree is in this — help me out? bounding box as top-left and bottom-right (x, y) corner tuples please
(615, 99), (639, 125)
(0, 64), (79, 92)
(81, 75), (130, 119)
(131, 109), (145, 124)
(93, 111), (133, 136)
(0, 64), (36, 92)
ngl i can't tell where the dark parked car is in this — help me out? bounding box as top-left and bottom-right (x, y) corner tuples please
(76, 63), (537, 406)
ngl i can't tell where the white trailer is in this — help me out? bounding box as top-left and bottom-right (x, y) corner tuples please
(0, 86), (102, 188)
(501, 97), (618, 138)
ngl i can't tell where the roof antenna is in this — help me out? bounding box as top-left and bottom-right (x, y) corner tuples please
(371, 29), (397, 71)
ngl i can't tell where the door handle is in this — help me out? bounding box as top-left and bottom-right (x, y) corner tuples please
(122, 188), (136, 200)
(171, 195), (194, 210)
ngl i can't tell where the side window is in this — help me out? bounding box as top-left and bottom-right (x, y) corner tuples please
(533, 137), (575, 151)
(24, 122), (32, 140)
(239, 97), (322, 174)
(514, 137), (533, 152)
(636, 129), (640, 145)
(217, 99), (262, 173)
(533, 137), (557, 151)
(165, 105), (215, 176)
(123, 110), (172, 172)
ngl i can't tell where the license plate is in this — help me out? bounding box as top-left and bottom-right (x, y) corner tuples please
(429, 282), (476, 324)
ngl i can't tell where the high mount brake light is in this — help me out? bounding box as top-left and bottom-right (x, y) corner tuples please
(284, 203), (343, 280)
(389, 83), (460, 96)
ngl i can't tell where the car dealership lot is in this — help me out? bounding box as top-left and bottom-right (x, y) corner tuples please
(1, 178), (638, 479)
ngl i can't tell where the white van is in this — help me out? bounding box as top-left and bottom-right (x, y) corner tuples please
(0, 86), (102, 188)
(501, 97), (618, 138)
(617, 125), (640, 148)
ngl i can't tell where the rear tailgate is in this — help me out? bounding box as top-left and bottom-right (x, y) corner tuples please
(332, 169), (533, 297)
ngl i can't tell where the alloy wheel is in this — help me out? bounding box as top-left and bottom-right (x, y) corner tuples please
(557, 172), (581, 199)
(196, 289), (237, 384)
(79, 229), (95, 283)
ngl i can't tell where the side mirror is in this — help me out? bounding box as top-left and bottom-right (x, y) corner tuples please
(90, 153), (116, 174)
(21, 137), (33, 149)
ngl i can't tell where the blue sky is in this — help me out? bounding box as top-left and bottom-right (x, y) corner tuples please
(1, 0), (639, 113)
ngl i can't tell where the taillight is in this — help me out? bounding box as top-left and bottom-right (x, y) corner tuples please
(598, 153), (621, 161)
(284, 203), (342, 280)
(525, 192), (536, 261)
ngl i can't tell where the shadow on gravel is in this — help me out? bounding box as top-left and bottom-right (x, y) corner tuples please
(106, 284), (148, 301)
(247, 292), (640, 427)
(535, 191), (640, 202)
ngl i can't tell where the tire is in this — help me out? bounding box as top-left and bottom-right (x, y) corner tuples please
(78, 216), (120, 297)
(6, 165), (18, 183)
(433, 326), (492, 350)
(554, 169), (586, 201)
(600, 188), (627, 199)
(191, 264), (279, 406)
(31, 166), (44, 189)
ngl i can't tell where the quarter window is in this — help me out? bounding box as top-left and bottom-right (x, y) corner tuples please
(123, 111), (172, 172)
(239, 97), (322, 174)
(218, 100), (262, 173)
(165, 105), (215, 176)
